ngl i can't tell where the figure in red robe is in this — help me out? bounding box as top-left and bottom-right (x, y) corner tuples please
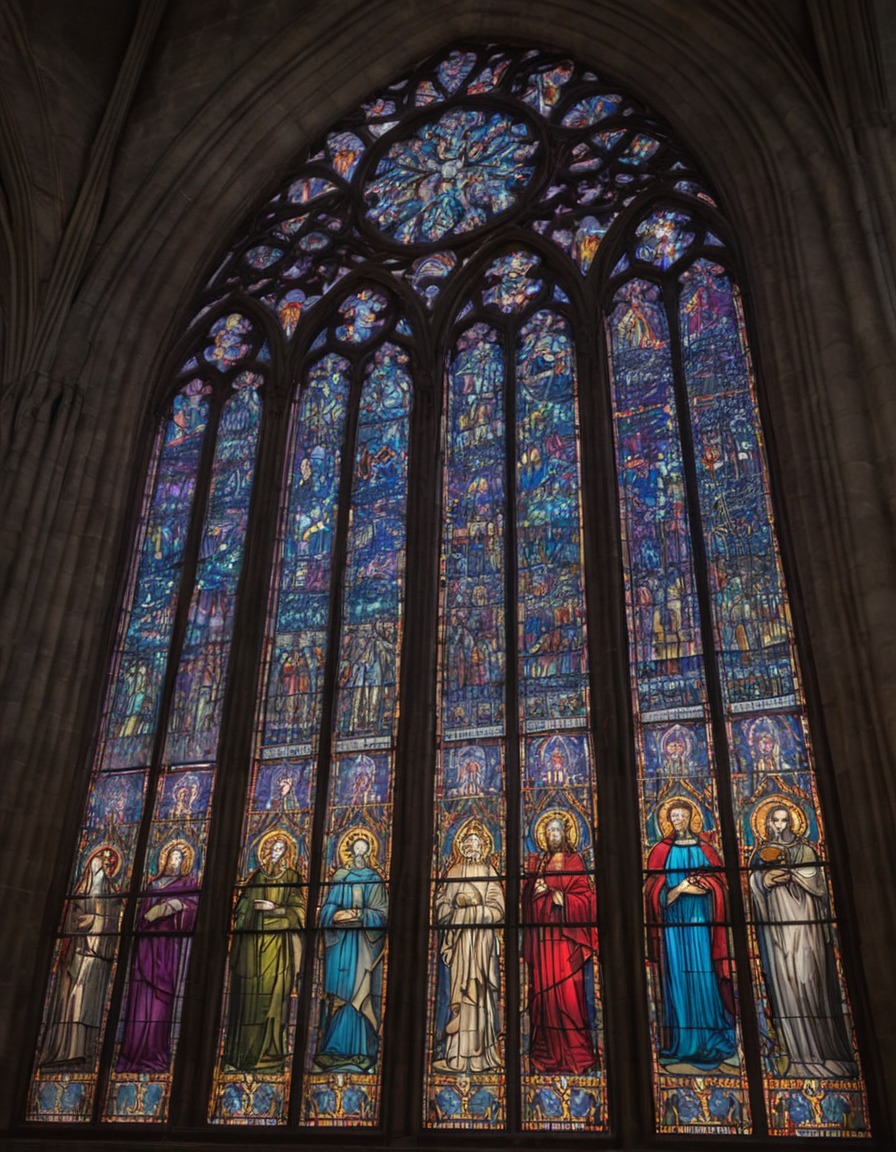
(523, 812), (598, 1074)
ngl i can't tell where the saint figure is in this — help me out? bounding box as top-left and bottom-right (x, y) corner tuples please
(522, 812), (598, 1073)
(645, 800), (737, 1071)
(435, 820), (504, 1072)
(315, 831), (387, 1071)
(40, 847), (120, 1066)
(223, 832), (304, 1070)
(749, 801), (855, 1078)
(117, 840), (199, 1071)
(660, 724), (691, 777)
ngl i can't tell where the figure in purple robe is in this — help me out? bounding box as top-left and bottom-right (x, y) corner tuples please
(117, 840), (199, 1072)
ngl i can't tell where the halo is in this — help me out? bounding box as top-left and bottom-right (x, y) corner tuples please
(539, 734), (573, 768)
(157, 837), (195, 875)
(657, 795), (704, 839)
(746, 716), (780, 751)
(750, 794), (809, 844)
(660, 723), (693, 759)
(534, 809), (578, 852)
(256, 829), (298, 871)
(338, 825), (380, 865)
(173, 772), (199, 795)
(346, 752), (377, 776)
(454, 745), (486, 769)
(450, 816), (494, 863)
(86, 844), (123, 879)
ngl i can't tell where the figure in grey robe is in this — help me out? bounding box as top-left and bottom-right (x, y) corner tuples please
(750, 804), (855, 1078)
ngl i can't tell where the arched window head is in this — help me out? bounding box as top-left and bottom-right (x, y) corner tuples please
(29, 42), (870, 1143)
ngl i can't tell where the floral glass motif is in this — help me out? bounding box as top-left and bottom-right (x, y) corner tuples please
(335, 290), (389, 344)
(364, 107), (539, 244)
(192, 44), (714, 350)
(204, 313), (255, 370)
(483, 251), (544, 314)
(34, 40), (869, 1142)
(410, 251), (458, 308)
(276, 290), (310, 338)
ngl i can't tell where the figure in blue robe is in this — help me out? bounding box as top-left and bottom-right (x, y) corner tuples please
(646, 802), (737, 1070)
(315, 835), (387, 1071)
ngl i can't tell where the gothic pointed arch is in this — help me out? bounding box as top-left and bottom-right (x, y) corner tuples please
(24, 37), (875, 1146)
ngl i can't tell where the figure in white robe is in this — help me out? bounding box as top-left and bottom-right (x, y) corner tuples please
(435, 821), (504, 1073)
(749, 804), (855, 1079)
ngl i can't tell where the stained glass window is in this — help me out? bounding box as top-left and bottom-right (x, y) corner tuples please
(29, 41), (871, 1144)
(29, 313), (269, 1123)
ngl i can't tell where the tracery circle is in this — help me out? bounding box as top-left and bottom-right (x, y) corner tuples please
(362, 104), (541, 246)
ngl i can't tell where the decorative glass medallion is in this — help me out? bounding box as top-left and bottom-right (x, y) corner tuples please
(634, 209), (696, 269)
(363, 106), (540, 245)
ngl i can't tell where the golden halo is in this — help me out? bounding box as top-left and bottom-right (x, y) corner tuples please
(657, 795), (704, 839)
(338, 825), (380, 866)
(534, 809), (578, 852)
(750, 794), (809, 844)
(86, 844), (123, 879)
(451, 816), (494, 863)
(256, 829), (298, 872)
(157, 837), (195, 876)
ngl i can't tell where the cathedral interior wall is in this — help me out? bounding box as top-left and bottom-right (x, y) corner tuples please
(1, 1), (895, 1144)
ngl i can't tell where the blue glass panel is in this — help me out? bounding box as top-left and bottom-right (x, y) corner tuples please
(334, 343), (411, 746)
(261, 354), (351, 757)
(426, 318), (508, 1128)
(608, 281), (706, 717)
(516, 312), (589, 731)
(608, 278), (750, 1133)
(680, 263), (868, 1134)
(165, 376), (263, 765)
(441, 325), (506, 740)
(680, 262), (796, 709)
(104, 373), (264, 1121)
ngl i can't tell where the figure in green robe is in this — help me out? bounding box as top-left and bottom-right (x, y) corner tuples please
(223, 831), (304, 1070)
